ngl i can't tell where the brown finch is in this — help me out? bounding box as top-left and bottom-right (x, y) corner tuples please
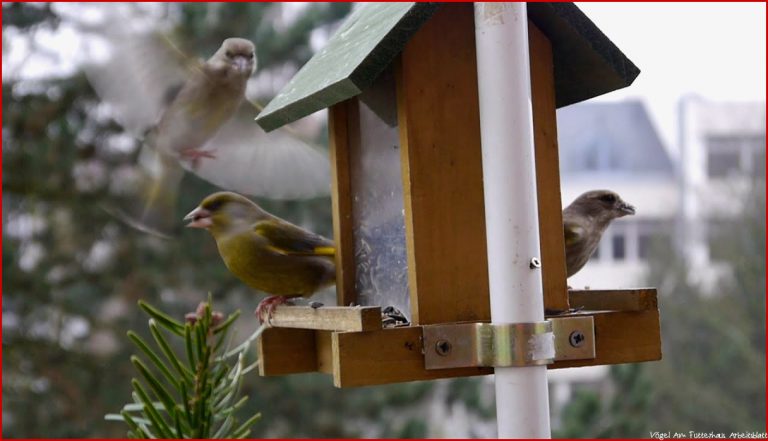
(563, 189), (636, 278)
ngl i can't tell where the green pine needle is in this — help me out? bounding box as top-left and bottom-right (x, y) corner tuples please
(138, 300), (185, 336)
(127, 331), (181, 390)
(107, 299), (261, 438)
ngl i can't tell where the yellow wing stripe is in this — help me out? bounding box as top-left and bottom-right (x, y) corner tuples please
(266, 245), (287, 255)
(313, 246), (335, 256)
(265, 244), (335, 257)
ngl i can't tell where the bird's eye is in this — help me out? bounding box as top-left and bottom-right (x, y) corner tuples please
(205, 200), (223, 211)
(225, 50), (233, 58)
(247, 53), (254, 60)
(599, 194), (617, 203)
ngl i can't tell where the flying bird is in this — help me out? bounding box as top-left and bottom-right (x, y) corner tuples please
(84, 21), (330, 237)
(150, 37), (256, 170)
(563, 189), (636, 278)
(184, 191), (336, 322)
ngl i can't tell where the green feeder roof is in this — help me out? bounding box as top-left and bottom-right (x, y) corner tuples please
(256, 2), (640, 132)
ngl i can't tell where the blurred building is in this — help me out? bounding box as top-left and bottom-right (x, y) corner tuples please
(678, 96), (766, 290)
(553, 97), (766, 291)
(547, 97), (765, 429)
(548, 99), (676, 428)
(557, 100), (677, 290)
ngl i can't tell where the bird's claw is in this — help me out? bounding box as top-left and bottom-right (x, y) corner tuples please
(180, 148), (217, 169)
(255, 296), (296, 325)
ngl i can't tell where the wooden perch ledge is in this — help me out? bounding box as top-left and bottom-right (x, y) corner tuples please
(258, 289), (662, 387)
(266, 305), (382, 332)
(567, 288), (658, 312)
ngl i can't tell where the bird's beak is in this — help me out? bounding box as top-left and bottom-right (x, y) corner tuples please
(233, 55), (251, 73)
(184, 207), (213, 229)
(618, 201), (636, 216)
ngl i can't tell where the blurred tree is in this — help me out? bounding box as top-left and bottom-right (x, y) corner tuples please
(555, 364), (652, 438)
(2, 3), (346, 437)
(3, 3), (498, 438)
(645, 182), (766, 433)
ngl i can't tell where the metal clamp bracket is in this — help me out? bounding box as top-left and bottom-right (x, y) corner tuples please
(422, 316), (595, 370)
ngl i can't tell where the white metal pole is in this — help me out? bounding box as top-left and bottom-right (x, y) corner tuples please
(473, 3), (551, 438)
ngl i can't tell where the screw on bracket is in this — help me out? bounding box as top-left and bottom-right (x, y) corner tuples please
(569, 330), (585, 348)
(435, 340), (452, 356)
(529, 257), (541, 269)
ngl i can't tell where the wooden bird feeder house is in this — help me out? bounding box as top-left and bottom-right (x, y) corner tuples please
(254, 2), (662, 388)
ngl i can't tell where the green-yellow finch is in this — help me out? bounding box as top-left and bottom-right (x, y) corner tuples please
(86, 30), (330, 237)
(184, 192), (336, 321)
(563, 189), (636, 278)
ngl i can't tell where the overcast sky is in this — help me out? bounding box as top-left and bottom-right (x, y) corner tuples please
(4, 2), (765, 157)
(574, 2), (766, 156)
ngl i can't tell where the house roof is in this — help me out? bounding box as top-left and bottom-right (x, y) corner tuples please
(256, 2), (640, 132)
(557, 100), (673, 176)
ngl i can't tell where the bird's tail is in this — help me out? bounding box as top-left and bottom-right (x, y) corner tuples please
(102, 142), (185, 239)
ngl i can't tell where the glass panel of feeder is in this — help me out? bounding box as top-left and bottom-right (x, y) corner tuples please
(350, 67), (410, 321)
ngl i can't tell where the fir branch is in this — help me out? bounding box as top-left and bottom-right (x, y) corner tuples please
(107, 299), (261, 438)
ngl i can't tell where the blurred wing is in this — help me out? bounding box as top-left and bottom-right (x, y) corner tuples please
(102, 144), (185, 239)
(83, 28), (194, 136)
(186, 103), (331, 200)
(254, 219), (335, 256)
(563, 220), (585, 247)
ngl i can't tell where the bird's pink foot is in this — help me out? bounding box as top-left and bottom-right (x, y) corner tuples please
(180, 148), (217, 169)
(255, 295), (298, 324)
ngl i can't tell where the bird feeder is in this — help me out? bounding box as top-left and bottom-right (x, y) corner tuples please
(254, 2), (661, 387)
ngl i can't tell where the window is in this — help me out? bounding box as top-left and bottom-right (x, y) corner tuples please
(638, 234), (652, 260)
(707, 150), (740, 178)
(612, 234), (626, 260)
(707, 134), (766, 178)
(754, 149), (765, 178)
